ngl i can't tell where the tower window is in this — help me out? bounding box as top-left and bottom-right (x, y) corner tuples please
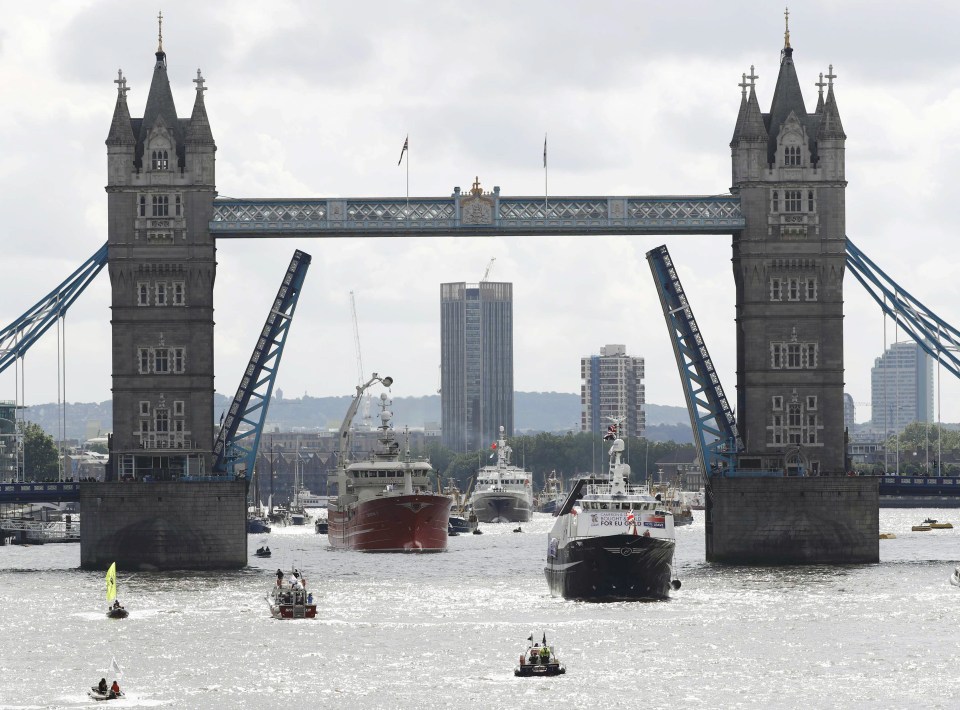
(139, 195), (146, 217)
(151, 150), (169, 171)
(785, 190), (802, 212)
(139, 401), (150, 416)
(154, 349), (169, 374)
(175, 195), (182, 217)
(156, 283), (167, 306)
(772, 396), (783, 410)
(784, 145), (802, 166)
(771, 344), (783, 369)
(138, 348), (150, 374)
(788, 278), (800, 301)
(137, 283), (149, 306)
(174, 401), (184, 416)
(786, 344), (802, 368)
(771, 190), (779, 213)
(770, 278), (782, 301)
(808, 190), (815, 212)
(155, 409), (169, 433)
(173, 348), (185, 373)
(172, 282), (185, 306)
(152, 195), (169, 217)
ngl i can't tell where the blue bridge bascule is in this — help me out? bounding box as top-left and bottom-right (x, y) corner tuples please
(2, 22), (958, 562)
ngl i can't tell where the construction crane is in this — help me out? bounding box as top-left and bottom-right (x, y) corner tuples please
(350, 291), (372, 430)
(481, 257), (496, 282)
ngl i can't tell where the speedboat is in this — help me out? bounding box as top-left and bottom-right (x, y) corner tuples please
(924, 518), (954, 529)
(254, 546), (272, 558)
(514, 633), (565, 677)
(267, 569), (317, 619)
(106, 605), (128, 619)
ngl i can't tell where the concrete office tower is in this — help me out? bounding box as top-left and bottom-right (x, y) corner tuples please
(580, 344), (646, 438)
(440, 282), (513, 453)
(729, 30), (846, 475)
(870, 342), (934, 435)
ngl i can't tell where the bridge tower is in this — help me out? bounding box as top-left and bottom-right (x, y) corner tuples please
(104, 33), (217, 479)
(730, 25), (847, 475)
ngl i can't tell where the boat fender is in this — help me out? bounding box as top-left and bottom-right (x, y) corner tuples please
(671, 579), (682, 590)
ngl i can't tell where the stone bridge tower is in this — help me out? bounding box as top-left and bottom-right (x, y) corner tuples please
(104, 34), (217, 480)
(729, 27), (847, 475)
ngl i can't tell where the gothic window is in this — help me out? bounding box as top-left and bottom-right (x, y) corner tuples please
(137, 283), (149, 306)
(784, 145), (802, 166)
(771, 344), (783, 369)
(172, 282), (185, 306)
(156, 283), (167, 306)
(805, 278), (818, 301)
(151, 150), (169, 171)
(785, 190), (802, 212)
(175, 195), (182, 217)
(772, 396), (783, 410)
(786, 344), (802, 368)
(771, 191), (779, 213)
(154, 349), (169, 374)
(174, 401), (184, 416)
(805, 344), (818, 368)
(152, 195), (169, 217)
(140, 421), (149, 434)
(788, 278), (800, 301)
(806, 396), (817, 410)
(173, 348), (185, 373)
(807, 190), (815, 212)
(138, 348), (150, 374)
(139, 195), (146, 217)
(155, 409), (169, 433)
(770, 278), (782, 301)
(788, 404), (801, 428)
(789, 432), (802, 444)
(139, 401), (150, 416)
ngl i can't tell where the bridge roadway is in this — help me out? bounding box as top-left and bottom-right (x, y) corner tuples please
(210, 193), (744, 238)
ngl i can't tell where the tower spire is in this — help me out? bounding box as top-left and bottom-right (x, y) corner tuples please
(784, 7), (791, 49)
(157, 10), (164, 53)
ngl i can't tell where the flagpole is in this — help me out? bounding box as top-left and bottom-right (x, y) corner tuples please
(543, 132), (548, 215)
(406, 138), (410, 208)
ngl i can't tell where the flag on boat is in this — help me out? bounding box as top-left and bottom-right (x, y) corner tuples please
(603, 425), (617, 441)
(105, 562), (117, 602)
(542, 632), (547, 645)
(527, 634), (533, 642)
(626, 511), (635, 525)
(397, 135), (409, 166)
(110, 656), (124, 679)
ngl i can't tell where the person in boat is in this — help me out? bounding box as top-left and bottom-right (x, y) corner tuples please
(539, 645), (551, 663)
(97, 678), (108, 694)
(276, 569), (283, 586)
(109, 679), (120, 698)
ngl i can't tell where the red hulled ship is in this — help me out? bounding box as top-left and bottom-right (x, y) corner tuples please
(327, 375), (451, 552)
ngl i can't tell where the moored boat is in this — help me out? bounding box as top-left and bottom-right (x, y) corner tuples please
(469, 427), (533, 523)
(246, 516), (271, 534)
(536, 471), (565, 515)
(327, 375), (451, 552)
(544, 418), (678, 601)
(267, 568), (316, 619)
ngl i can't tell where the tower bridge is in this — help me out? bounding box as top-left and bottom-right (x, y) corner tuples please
(6, 18), (927, 567)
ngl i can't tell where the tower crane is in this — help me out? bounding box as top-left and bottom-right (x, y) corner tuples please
(481, 257), (496, 282)
(350, 291), (372, 430)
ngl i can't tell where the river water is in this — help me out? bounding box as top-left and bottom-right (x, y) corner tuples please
(1, 509), (960, 709)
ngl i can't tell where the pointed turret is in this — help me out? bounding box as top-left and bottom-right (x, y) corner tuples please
(817, 67), (845, 141)
(814, 72), (826, 115)
(186, 69), (215, 145)
(106, 69), (135, 147)
(741, 86), (768, 142)
(766, 44), (806, 164)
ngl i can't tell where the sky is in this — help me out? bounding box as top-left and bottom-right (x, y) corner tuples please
(2, 0), (960, 426)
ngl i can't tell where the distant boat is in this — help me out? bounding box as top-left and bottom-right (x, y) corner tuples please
(469, 426), (533, 523)
(254, 546), (271, 558)
(247, 516), (271, 534)
(104, 562), (128, 619)
(951, 566), (960, 587)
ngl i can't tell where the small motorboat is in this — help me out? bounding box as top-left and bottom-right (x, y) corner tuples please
(88, 687), (124, 701)
(314, 518), (328, 534)
(447, 525), (460, 537)
(924, 518), (954, 529)
(513, 526), (522, 533)
(255, 546), (272, 558)
(106, 603), (129, 619)
(472, 528), (483, 535)
(951, 567), (960, 587)
(267, 568), (317, 619)
(514, 633), (565, 677)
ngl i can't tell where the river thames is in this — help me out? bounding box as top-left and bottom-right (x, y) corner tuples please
(2, 509), (960, 709)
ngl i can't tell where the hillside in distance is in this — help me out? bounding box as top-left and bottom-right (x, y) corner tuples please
(25, 393), (693, 443)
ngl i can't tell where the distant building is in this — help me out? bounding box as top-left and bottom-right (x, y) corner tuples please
(580, 344), (645, 438)
(870, 342), (933, 435)
(440, 282), (514, 452)
(843, 393), (855, 433)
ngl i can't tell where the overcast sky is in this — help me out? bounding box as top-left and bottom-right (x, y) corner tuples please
(2, 1), (960, 427)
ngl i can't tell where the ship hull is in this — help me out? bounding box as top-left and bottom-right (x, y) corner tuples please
(472, 491), (532, 523)
(544, 533), (675, 601)
(327, 494), (451, 552)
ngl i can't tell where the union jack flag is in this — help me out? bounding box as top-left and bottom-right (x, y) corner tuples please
(603, 424), (617, 441)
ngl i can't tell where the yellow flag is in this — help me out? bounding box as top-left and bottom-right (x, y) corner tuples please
(106, 562), (117, 602)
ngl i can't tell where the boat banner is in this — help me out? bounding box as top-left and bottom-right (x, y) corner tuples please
(642, 515), (666, 529)
(586, 512), (665, 529)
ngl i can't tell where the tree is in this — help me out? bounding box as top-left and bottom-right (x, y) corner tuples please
(23, 422), (59, 481)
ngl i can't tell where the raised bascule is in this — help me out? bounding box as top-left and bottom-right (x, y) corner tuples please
(7, 16), (957, 566)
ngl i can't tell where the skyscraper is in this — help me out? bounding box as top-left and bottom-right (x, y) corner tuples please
(440, 282), (513, 452)
(581, 344), (646, 438)
(871, 342), (933, 435)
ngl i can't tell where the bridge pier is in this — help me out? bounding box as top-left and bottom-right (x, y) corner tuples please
(80, 481), (246, 570)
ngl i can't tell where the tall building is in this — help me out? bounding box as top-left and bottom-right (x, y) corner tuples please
(580, 345), (646, 438)
(843, 393), (855, 433)
(440, 282), (513, 452)
(870, 342), (933, 435)
(729, 27), (846, 475)
(106, 36), (217, 478)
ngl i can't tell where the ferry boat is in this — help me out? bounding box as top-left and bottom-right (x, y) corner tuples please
(267, 569), (316, 619)
(469, 427), (533, 523)
(327, 375), (451, 552)
(544, 419), (678, 601)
